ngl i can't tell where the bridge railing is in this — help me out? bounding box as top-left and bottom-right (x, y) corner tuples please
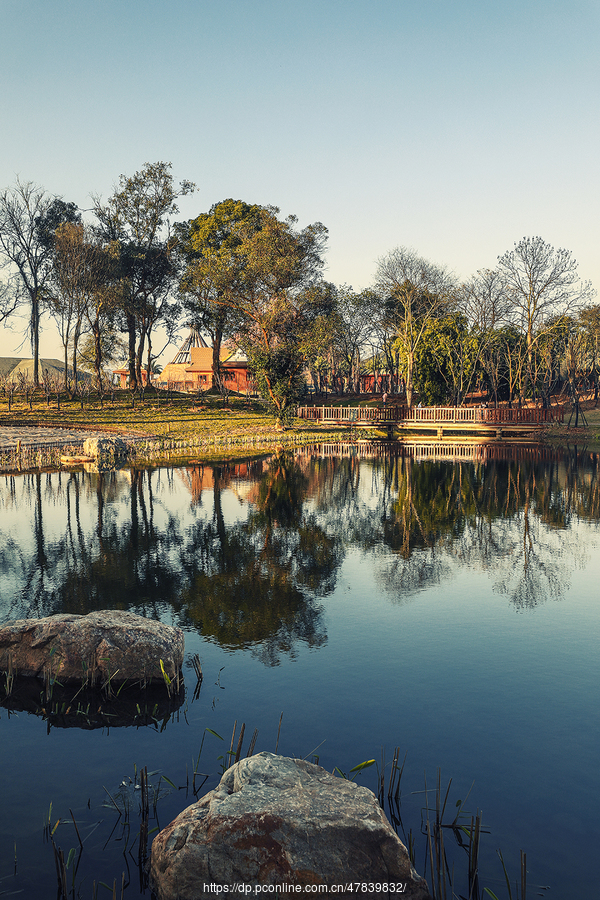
(296, 404), (564, 425)
(296, 405), (403, 422)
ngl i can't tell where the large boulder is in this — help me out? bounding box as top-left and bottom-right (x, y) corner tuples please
(0, 610), (184, 686)
(150, 752), (432, 899)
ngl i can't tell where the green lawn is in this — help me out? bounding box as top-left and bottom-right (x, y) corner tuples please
(3, 389), (598, 458)
(0, 389), (362, 461)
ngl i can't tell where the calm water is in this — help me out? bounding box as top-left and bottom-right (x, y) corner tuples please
(0, 443), (599, 898)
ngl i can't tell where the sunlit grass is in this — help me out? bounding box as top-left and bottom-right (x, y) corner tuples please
(0, 388), (358, 458)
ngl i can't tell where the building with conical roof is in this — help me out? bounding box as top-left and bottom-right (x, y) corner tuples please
(154, 328), (251, 393)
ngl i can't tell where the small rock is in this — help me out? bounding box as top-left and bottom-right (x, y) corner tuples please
(83, 437), (129, 469)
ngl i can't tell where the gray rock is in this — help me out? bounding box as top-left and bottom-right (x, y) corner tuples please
(0, 610), (184, 686)
(82, 436), (129, 469)
(150, 752), (432, 898)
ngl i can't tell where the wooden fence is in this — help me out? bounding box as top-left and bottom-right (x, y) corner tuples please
(296, 404), (564, 426)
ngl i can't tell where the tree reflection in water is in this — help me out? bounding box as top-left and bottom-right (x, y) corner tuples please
(295, 445), (599, 609)
(1, 446), (599, 657)
(174, 453), (337, 664)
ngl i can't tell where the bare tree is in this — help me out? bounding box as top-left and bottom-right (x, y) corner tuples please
(333, 286), (377, 393)
(460, 268), (510, 332)
(457, 268), (512, 406)
(375, 247), (456, 407)
(497, 236), (595, 399)
(0, 180), (55, 385)
(49, 222), (97, 391)
(0, 272), (20, 325)
(579, 304), (600, 405)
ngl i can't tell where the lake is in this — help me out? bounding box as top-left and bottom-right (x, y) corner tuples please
(0, 442), (598, 898)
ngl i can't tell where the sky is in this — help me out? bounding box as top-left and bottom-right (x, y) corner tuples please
(1, 0), (599, 363)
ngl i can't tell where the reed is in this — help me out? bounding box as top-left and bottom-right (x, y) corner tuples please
(387, 746), (407, 802)
(50, 841), (78, 900)
(275, 711), (283, 753)
(191, 654), (203, 700)
(2, 652), (15, 699)
(192, 727), (224, 795)
(486, 848), (528, 900)
(138, 766), (149, 866)
(27, 710), (533, 899)
(69, 809), (84, 851)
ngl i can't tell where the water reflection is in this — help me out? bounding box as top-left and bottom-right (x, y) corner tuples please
(173, 456), (335, 664)
(1, 445), (599, 656)
(2, 678), (185, 731)
(297, 444), (598, 609)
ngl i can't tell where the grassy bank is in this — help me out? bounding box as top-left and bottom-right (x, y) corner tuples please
(0, 389), (359, 463)
(539, 404), (600, 450)
(2, 388), (600, 460)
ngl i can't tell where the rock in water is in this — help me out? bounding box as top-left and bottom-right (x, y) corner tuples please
(0, 610), (184, 686)
(150, 751), (432, 898)
(82, 436), (129, 469)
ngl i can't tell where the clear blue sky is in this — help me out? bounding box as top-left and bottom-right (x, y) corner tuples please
(1, 0), (598, 361)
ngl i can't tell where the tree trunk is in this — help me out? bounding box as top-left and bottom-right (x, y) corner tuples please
(127, 314), (137, 391)
(32, 297), (41, 388)
(136, 328), (146, 389)
(72, 321), (81, 398)
(405, 352), (414, 408)
(146, 332), (153, 390)
(93, 320), (102, 391)
(212, 327), (223, 392)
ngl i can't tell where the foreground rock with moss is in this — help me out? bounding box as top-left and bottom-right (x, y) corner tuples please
(150, 751), (432, 898)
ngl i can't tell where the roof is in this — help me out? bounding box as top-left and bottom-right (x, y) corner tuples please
(0, 357), (78, 380)
(0, 357), (23, 378)
(185, 345), (248, 371)
(168, 327), (209, 365)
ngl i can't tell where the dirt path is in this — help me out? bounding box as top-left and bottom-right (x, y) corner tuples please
(0, 425), (120, 449)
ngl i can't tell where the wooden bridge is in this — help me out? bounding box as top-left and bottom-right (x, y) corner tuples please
(296, 404), (563, 437)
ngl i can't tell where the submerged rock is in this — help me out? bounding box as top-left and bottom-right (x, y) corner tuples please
(150, 751), (432, 898)
(0, 610), (184, 686)
(1, 676), (185, 730)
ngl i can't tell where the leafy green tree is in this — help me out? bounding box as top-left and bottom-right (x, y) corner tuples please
(78, 235), (126, 389)
(35, 198), (81, 251)
(176, 199), (263, 390)
(94, 162), (195, 390)
(247, 343), (307, 424)
(179, 203), (327, 423)
(413, 313), (480, 405)
(238, 211), (327, 422)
